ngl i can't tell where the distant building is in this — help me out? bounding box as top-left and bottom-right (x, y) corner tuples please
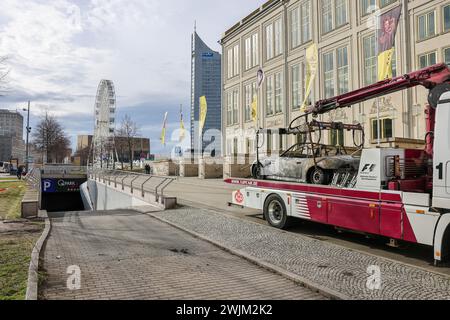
(75, 134), (150, 165)
(190, 30), (222, 157)
(115, 137), (151, 162)
(0, 109), (24, 162)
(77, 135), (93, 152)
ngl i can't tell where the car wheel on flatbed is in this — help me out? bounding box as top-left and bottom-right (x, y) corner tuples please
(308, 167), (330, 185)
(264, 194), (292, 230)
(252, 163), (265, 180)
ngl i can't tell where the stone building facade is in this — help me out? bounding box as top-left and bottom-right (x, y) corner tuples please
(220, 0), (450, 161)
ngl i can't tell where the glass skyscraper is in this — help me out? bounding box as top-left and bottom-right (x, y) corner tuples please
(190, 31), (222, 157)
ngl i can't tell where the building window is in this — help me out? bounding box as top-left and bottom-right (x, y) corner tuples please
(301, 2), (312, 43)
(266, 72), (283, 115)
(274, 19), (283, 56)
(291, 1), (312, 49)
(227, 48), (233, 78)
(380, 0), (396, 8)
(292, 64), (302, 110)
(266, 24), (274, 60)
(337, 47), (349, 95)
(445, 48), (450, 66)
(418, 51), (437, 68)
(335, 0), (347, 28)
(252, 33), (259, 66)
(418, 11), (436, 41)
(226, 89), (239, 126)
(444, 5), (450, 33)
(275, 72), (283, 113)
(291, 7), (301, 48)
(322, 0), (348, 34)
(244, 82), (257, 122)
(227, 44), (240, 78)
(233, 89), (239, 125)
(371, 118), (393, 141)
(363, 34), (377, 85)
(266, 18), (283, 60)
(245, 33), (259, 70)
(322, 47), (349, 99)
(330, 129), (345, 146)
(233, 45), (240, 76)
(361, 0), (376, 16)
(266, 75), (274, 116)
(323, 52), (334, 98)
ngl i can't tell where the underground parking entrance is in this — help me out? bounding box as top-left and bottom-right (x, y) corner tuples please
(40, 178), (86, 212)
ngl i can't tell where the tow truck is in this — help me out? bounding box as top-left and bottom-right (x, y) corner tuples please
(226, 63), (450, 266)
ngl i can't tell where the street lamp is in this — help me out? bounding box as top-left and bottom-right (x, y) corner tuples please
(22, 101), (31, 173)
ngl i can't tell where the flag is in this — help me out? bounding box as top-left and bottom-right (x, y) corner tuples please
(377, 5), (402, 81)
(257, 68), (265, 89)
(300, 43), (318, 113)
(199, 95), (207, 133)
(160, 112), (168, 146)
(251, 94), (258, 123)
(179, 105), (186, 142)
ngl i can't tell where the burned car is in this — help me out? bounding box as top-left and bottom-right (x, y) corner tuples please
(251, 120), (364, 186)
(251, 144), (360, 185)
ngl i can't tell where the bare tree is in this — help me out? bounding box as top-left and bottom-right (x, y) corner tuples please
(32, 112), (71, 164)
(116, 115), (140, 170)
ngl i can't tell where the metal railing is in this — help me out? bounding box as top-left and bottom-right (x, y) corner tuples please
(41, 165), (87, 175)
(24, 167), (41, 191)
(88, 168), (177, 202)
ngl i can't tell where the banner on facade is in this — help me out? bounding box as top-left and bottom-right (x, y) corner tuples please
(377, 5), (402, 81)
(251, 94), (258, 123)
(301, 43), (318, 113)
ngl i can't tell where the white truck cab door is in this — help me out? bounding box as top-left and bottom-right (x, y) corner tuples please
(433, 92), (450, 209)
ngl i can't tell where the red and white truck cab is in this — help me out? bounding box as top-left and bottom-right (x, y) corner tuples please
(226, 64), (450, 266)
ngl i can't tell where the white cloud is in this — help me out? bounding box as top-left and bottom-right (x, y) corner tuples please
(0, 0), (267, 154)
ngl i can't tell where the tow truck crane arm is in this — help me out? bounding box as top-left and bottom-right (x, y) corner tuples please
(308, 63), (450, 116)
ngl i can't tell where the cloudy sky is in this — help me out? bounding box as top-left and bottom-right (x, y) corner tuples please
(0, 0), (266, 155)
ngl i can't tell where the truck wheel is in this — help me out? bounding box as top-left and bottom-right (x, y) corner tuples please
(309, 167), (329, 185)
(264, 194), (292, 229)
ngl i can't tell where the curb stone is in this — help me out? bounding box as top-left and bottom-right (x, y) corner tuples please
(26, 210), (51, 300)
(144, 210), (347, 300)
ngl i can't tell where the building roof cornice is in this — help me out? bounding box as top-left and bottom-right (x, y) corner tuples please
(219, 0), (285, 45)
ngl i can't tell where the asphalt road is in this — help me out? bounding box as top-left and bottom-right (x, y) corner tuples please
(40, 210), (325, 300)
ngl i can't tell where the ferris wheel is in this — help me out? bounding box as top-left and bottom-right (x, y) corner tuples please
(92, 79), (116, 168)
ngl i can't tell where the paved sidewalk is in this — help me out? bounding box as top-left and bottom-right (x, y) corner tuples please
(151, 207), (450, 300)
(40, 210), (325, 300)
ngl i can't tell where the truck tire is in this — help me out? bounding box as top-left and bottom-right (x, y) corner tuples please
(264, 194), (292, 230)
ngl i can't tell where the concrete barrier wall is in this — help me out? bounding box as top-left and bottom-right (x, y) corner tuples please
(82, 180), (148, 211)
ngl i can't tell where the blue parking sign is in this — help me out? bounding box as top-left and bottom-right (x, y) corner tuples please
(42, 179), (56, 193)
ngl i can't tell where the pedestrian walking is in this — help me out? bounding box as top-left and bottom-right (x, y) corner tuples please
(16, 166), (23, 180)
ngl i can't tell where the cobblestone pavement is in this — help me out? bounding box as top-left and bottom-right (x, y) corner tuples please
(40, 210), (325, 300)
(151, 208), (450, 300)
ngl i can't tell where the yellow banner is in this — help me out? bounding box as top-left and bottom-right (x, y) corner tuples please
(377, 48), (395, 81)
(180, 118), (185, 142)
(199, 96), (208, 132)
(251, 94), (258, 123)
(161, 112), (168, 146)
(301, 43), (318, 112)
